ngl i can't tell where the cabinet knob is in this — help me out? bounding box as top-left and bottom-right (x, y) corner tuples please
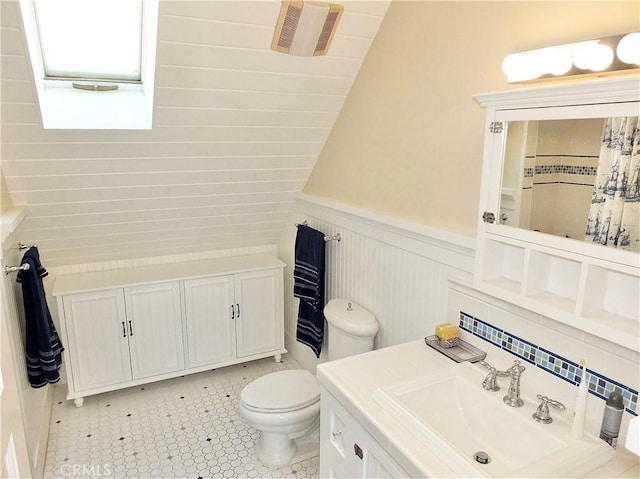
(331, 430), (342, 438)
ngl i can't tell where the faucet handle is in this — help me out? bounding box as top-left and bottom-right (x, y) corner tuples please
(478, 361), (509, 391)
(533, 394), (566, 424)
(479, 360), (493, 371)
(479, 360), (508, 375)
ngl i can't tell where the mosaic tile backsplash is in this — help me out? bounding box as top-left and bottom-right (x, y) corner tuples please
(459, 312), (638, 416)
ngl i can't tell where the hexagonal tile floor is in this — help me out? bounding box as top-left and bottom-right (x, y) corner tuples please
(44, 355), (319, 478)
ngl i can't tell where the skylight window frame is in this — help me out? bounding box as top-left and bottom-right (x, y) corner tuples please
(33, 0), (145, 84)
(19, 0), (159, 130)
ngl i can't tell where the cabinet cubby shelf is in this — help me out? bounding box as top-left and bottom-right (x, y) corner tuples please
(476, 235), (639, 351)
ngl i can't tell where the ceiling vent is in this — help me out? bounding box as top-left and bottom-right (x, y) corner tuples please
(271, 1), (343, 56)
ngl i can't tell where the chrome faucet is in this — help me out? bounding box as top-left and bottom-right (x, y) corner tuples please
(479, 359), (526, 407)
(503, 360), (526, 407)
(478, 361), (509, 391)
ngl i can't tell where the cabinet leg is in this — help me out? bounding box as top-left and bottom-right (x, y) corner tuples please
(274, 354), (282, 363)
(73, 397), (84, 408)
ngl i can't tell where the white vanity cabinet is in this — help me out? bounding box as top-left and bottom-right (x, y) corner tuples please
(320, 388), (409, 479)
(54, 254), (286, 406)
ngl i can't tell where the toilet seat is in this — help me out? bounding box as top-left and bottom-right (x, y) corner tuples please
(241, 369), (320, 413)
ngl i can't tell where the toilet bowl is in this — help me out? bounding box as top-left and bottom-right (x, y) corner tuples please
(239, 369), (320, 466)
(239, 299), (379, 466)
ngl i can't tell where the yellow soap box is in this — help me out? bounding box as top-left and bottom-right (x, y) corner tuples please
(435, 322), (460, 348)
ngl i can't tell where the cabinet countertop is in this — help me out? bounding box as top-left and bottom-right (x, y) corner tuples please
(53, 253), (285, 297)
(317, 340), (640, 479)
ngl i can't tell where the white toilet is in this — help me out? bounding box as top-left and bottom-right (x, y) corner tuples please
(239, 299), (379, 466)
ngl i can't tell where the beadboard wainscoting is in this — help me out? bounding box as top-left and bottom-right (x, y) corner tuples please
(278, 193), (476, 370)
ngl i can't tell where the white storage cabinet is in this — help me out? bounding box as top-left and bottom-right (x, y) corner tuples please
(183, 269), (283, 368)
(54, 254), (286, 407)
(320, 388), (409, 479)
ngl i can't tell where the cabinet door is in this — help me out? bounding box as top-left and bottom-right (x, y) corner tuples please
(124, 282), (184, 380)
(183, 276), (235, 368)
(62, 289), (131, 392)
(321, 391), (410, 479)
(234, 269), (283, 358)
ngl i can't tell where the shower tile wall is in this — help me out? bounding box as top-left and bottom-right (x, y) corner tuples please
(529, 118), (603, 239)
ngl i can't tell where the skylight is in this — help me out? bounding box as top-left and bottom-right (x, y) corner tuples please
(34, 0), (143, 82)
(20, 0), (158, 129)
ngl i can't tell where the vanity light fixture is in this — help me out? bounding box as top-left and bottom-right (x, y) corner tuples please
(502, 32), (640, 83)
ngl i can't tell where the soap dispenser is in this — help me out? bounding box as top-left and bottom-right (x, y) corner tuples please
(600, 391), (624, 448)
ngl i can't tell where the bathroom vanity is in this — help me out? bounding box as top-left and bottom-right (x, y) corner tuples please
(318, 77), (640, 478)
(53, 253), (286, 406)
(317, 340), (637, 478)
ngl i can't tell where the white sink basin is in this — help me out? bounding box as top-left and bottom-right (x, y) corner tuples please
(373, 361), (615, 478)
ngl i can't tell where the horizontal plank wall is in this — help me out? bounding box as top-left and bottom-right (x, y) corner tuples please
(0, 1), (389, 267)
(278, 194), (475, 370)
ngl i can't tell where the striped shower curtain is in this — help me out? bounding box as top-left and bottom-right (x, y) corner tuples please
(585, 116), (640, 253)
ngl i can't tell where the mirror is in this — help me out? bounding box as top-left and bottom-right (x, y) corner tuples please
(499, 117), (639, 253)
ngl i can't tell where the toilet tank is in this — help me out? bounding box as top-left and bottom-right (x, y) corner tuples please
(324, 299), (379, 361)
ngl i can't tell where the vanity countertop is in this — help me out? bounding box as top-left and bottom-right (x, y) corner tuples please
(316, 339), (640, 478)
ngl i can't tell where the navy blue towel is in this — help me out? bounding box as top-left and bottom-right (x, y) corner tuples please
(293, 225), (326, 358)
(17, 247), (64, 388)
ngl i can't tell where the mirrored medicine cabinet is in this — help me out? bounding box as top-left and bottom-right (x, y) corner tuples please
(474, 77), (639, 351)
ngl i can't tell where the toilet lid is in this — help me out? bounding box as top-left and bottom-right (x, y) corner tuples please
(241, 369), (320, 412)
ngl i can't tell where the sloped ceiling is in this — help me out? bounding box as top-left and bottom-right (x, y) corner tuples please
(0, 0), (389, 267)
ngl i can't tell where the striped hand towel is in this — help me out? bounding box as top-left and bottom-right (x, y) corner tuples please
(293, 224), (326, 358)
(17, 247), (65, 388)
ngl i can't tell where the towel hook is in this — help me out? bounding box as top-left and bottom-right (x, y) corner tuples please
(18, 242), (37, 250)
